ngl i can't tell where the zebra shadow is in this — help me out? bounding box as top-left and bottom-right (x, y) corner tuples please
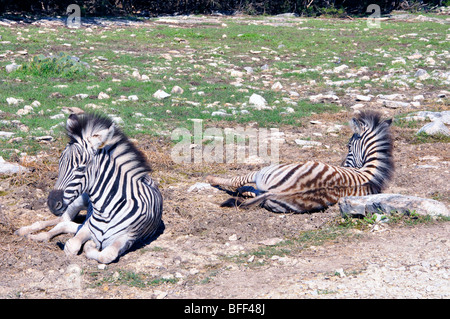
(127, 220), (166, 254)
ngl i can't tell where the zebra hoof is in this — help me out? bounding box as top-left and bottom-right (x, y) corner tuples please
(64, 238), (81, 256)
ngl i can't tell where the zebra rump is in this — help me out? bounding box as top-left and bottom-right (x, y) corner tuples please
(207, 111), (394, 214)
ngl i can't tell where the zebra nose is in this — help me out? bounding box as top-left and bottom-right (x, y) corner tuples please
(47, 189), (65, 216)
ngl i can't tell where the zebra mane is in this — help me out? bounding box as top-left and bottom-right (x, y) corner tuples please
(353, 110), (394, 192)
(66, 112), (152, 173)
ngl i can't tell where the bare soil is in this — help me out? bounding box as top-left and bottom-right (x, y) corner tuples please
(0, 103), (449, 299)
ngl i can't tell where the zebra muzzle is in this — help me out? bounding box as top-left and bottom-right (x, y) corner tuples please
(47, 189), (66, 216)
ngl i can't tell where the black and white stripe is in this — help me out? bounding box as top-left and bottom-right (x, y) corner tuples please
(49, 113), (163, 263)
(207, 111), (394, 213)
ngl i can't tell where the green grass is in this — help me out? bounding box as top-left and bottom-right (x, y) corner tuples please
(88, 269), (178, 289)
(1, 14), (449, 159)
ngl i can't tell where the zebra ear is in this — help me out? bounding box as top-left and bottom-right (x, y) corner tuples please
(349, 118), (363, 134)
(88, 124), (116, 150)
(66, 114), (79, 134)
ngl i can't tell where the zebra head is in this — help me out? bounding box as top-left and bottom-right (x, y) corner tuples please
(48, 113), (117, 216)
(343, 111), (393, 169)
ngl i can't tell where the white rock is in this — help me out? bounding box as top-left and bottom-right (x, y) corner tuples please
(380, 100), (410, 109)
(6, 97), (20, 106)
(111, 116), (124, 125)
(97, 92), (110, 99)
(5, 63), (21, 73)
(187, 182), (213, 192)
(132, 70), (141, 79)
(249, 93), (268, 110)
(271, 81), (283, 91)
(414, 69), (430, 80)
(295, 139), (322, 147)
(355, 94), (372, 102)
(128, 95), (138, 101)
(31, 100), (41, 107)
(74, 93), (89, 100)
(339, 194), (449, 217)
(351, 103), (365, 110)
(153, 89), (171, 100)
(211, 111), (231, 117)
(392, 58), (406, 65)
(50, 114), (65, 120)
(230, 70), (245, 77)
(171, 86), (184, 94)
(333, 64), (349, 73)
(0, 156), (29, 174)
(417, 120), (450, 136)
(0, 132), (14, 139)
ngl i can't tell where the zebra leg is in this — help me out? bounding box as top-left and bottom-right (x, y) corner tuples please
(84, 236), (130, 264)
(64, 224), (92, 256)
(15, 193), (89, 240)
(207, 171), (257, 188)
(15, 217), (63, 237)
(27, 221), (81, 242)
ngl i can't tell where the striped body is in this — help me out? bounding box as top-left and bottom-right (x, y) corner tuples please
(207, 111), (393, 213)
(50, 113), (163, 263)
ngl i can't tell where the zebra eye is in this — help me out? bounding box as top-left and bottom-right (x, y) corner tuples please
(75, 166), (86, 172)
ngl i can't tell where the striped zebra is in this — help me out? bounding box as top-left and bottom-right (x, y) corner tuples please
(206, 111), (394, 214)
(17, 113), (163, 264)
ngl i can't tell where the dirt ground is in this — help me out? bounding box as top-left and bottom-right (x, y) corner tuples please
(0, 103), (449, 299)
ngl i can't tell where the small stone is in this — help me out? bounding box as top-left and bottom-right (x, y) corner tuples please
(6, 97), (19, 106)
(355, 94), (372, 102)
(187, 182), (213, 192)
(128, 95), (138, 101)
(34, 136), (54, 142)
(271, 81), (283, 91)
(50, 114), (65, 120)
(392, 58), (406, 65)
(98, 92), (110, 99)
(153, 89), (171, 100)
(0, 156), (29, 174)
(333, 64), (349, 73)
(295, 139), (322, 147)
(228, 234), (238, 241)
(380, 100), (410, 109)
(31, 100), (41, 107)
(5, 63), (21, 73)
(171, 86), (184, 94)
(258, 238), (283, 246)
(248, 93), (268, 110)
(74, 93), (89, 100)
(414, 69), (430, 80)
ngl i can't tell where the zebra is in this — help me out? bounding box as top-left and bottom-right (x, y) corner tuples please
(206, 111), (394, 214)
(16, 113), (163, 264)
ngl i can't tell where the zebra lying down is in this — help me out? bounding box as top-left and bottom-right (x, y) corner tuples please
(16, 113), (163, 264)
(207, 111), (394, 214)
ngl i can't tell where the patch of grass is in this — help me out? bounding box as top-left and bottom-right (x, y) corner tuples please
(412, 132), (450, 144)
(88, 269), (178, 289)
(10, 52), (91, 79)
